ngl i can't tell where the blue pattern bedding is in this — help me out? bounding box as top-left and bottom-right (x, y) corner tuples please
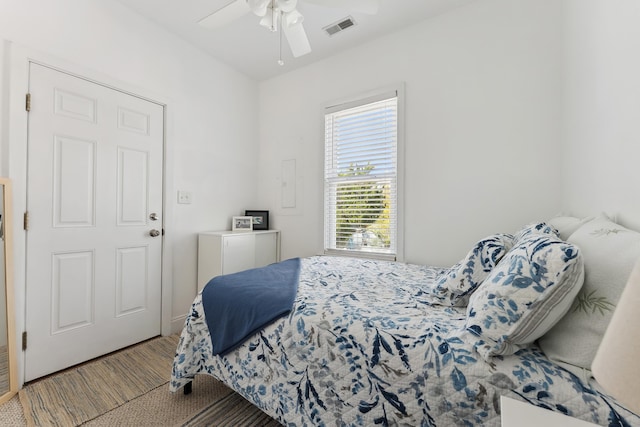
(170, 256), (640, 426)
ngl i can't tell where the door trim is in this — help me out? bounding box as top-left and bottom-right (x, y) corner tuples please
(5, 41), (176, 388)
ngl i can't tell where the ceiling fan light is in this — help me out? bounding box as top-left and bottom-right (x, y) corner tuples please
(276, 0), (297, 13)
(259, 12), (278, 31)
(283, 9), (304, 28)
(248, 0), (270, 17)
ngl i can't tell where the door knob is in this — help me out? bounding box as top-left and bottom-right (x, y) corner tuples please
(149, 229), (161, 237)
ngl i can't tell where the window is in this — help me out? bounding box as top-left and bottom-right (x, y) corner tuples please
(324, 88), (402, 260)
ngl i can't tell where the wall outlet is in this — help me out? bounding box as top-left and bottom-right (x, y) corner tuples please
(177, 190), (192, 204)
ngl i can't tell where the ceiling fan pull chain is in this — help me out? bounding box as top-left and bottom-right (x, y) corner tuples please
(278, 10), (285, 66)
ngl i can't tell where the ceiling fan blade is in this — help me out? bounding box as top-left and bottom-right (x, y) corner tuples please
(304, 0), (378, 15)
(283, 22), (311, 58)
(198, 0), (251, 29)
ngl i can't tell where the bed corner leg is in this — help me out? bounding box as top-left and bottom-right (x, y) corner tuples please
(184, 381), (193, 395)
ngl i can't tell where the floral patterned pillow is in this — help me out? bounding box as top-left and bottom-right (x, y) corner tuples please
(465, 234), (584, 360)
(513, 222), (558, 243)
(431, 234), (515, 306)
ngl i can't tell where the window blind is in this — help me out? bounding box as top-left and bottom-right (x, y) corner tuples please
(324, 93), (398, 258)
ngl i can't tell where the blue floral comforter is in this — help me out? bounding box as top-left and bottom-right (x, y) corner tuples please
(170, 256), (639, 426)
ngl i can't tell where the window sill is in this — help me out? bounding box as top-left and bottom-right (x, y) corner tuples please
(323, 249), (396, 262)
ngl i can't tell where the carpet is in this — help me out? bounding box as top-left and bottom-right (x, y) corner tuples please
(13, 335), (282, 426)
(19, 335), (178, 426)
(83, 374), (262, 427)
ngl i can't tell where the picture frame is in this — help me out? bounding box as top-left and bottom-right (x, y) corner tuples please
(232, 216), (253, 232)
(245, 210), (269, 231)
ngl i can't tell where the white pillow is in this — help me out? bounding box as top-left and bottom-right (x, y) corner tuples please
(547, 215), (595, 240)
(538, 215), (640, 376)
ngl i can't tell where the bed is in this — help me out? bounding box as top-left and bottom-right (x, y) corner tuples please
(170, 217), (640, 426)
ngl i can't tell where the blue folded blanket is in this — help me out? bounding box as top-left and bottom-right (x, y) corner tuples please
(202, 258), (301, 355)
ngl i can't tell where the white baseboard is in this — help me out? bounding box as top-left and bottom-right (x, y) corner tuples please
(170, 314), (188, 335)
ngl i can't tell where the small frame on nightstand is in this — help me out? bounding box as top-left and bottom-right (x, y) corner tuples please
(245, 210), (269, 230)
(232, 216), (253, 232)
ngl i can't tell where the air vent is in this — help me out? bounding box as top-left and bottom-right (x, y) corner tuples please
(323, 16), (356, 37)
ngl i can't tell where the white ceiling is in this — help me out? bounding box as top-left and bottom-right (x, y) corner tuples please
(115, 0), (475, 81)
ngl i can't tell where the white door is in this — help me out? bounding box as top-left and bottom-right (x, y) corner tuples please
(24, 63), (164, 381)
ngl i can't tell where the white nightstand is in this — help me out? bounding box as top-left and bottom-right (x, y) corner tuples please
(197, 230), (281, 292)
(501, 396), (599, 427)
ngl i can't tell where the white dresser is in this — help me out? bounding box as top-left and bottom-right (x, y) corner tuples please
(197, 230), (281, 292)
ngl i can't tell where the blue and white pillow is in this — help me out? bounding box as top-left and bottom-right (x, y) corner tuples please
(432, 233), (515, 306)
(513, 222), (558, 243)
(464, 234), (584, 360)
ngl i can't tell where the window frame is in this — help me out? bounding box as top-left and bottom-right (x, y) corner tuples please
(323, 84), (405, 262)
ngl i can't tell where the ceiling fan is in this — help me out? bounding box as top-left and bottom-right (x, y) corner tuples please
(198, 0), (379, 59)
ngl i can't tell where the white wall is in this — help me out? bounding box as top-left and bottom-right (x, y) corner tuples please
(2, 0), (635, 385)
(258, 0), (564, 267)
(0, 0), (259, 342)
(561, 0), (640, 230)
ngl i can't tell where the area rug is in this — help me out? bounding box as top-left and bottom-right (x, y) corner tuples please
(83, 374), (237, 426)
(181, 390), (281, 427)
(18, 335), (178, 426)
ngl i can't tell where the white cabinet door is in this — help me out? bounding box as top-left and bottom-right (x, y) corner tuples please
(222, 234), (255, 274)
(255, 232), (278, 267)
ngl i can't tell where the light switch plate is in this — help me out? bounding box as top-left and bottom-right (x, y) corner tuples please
(177, 190), (192, 204)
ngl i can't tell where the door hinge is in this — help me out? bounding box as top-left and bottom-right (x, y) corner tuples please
(22, 331), (27, 351)
(23, 211), (29, 231)
(25, 93), (31, 112)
